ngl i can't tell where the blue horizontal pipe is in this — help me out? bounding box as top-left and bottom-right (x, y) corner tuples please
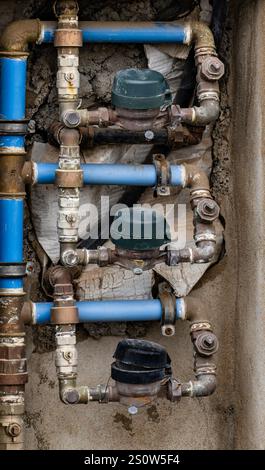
(35, 163), (185, 187)
(42, 22), (188, 45)
(34, 298), (184, 325)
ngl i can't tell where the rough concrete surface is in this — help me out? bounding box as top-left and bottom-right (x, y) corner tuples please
(232, 0), (265, 450)
(1, 0), (262, 450)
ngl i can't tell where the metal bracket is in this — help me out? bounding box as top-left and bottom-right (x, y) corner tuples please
(159, 282), (176, 336)
(153, 154), (171, 196)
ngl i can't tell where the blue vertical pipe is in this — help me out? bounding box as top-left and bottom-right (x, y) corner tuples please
(34, 163), (185, 187)
(41, 22), (188, 45)
(0, 57), (27, 290)
(34, 299), (185, 325)
(0, 56), (27, 150)
(0, 199), (24, 290)
(0, 199), (24, 263)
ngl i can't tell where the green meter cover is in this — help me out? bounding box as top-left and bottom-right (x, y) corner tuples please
(112, 68), (172, 110)
(111, 207), (171, 251)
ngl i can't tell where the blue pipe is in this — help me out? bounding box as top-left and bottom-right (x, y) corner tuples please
(42, 22), (188, 45)
(0, 55), (27, 290)
(0, 278), (24, 290)
(34, 298), (185, 325)
(0, 57), (27, 150)
(35, 163), (185, 187)
(0, 199), (24, 263)
(0, 199), (24, 290)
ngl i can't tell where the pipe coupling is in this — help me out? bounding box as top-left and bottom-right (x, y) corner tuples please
(56, 169), (83, 188)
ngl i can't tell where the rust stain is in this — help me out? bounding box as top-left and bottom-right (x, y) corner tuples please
(147, 404), (160, 423)
(113, 412), (135, 435)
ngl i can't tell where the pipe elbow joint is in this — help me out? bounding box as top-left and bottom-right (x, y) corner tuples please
(60, 386), (89, 405)
(192, 99), (220, 125)
(189, 20), (216, 52)
(60, 388), (79, 405)
(192, 374), (217, 397)
(0, 19), (42, 53)
(184, 164), (210, 192)
(181, 374), (217, 398)
(193, 241), (216, 263)
(184, 296), (206, 323)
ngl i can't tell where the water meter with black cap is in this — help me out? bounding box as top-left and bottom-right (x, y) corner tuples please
(111, 339), (172, 413)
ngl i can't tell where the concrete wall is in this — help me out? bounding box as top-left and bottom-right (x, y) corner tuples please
(3, 0), (265, 450)
(232, 0), (265, 450)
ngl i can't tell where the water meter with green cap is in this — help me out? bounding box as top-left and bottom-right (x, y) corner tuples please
(112, 68), (172, 131)
(111, 207), (171, 252)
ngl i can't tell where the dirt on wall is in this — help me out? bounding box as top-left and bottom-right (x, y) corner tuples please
(23, 0), (155, 351)
(0, 0), (239, 450)
(24, 0), (153, 140)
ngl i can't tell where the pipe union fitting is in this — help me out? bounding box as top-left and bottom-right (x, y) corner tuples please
(193, 332), (219, 356)
(201, 57), (225, 81)
(196, 199), (220, 222)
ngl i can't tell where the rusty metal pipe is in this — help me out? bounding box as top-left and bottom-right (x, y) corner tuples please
(168, 324), (218, 401)
(183, 296), (207, 323)
(179, 21), (223, 126)
(0, 296), (27, 450)
(49, 121), (203, 148)
(184, 163), (210, 192)
(59, 377), (90, 405)
(60, 381), (119, 405)
(181, 373), (217, 397)
(192, 240), (216, 262)
(189, 20), (216, 51)
(179, 99), (220, 126)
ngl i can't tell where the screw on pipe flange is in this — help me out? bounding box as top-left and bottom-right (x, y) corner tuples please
(6, 423), (22, 438)
(133, 267), (143, 275)
(196, 198), (220, 223)
(161, 324), (175, 337)
(145, 130), (154, 141)
(128, 406), (138, 415)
